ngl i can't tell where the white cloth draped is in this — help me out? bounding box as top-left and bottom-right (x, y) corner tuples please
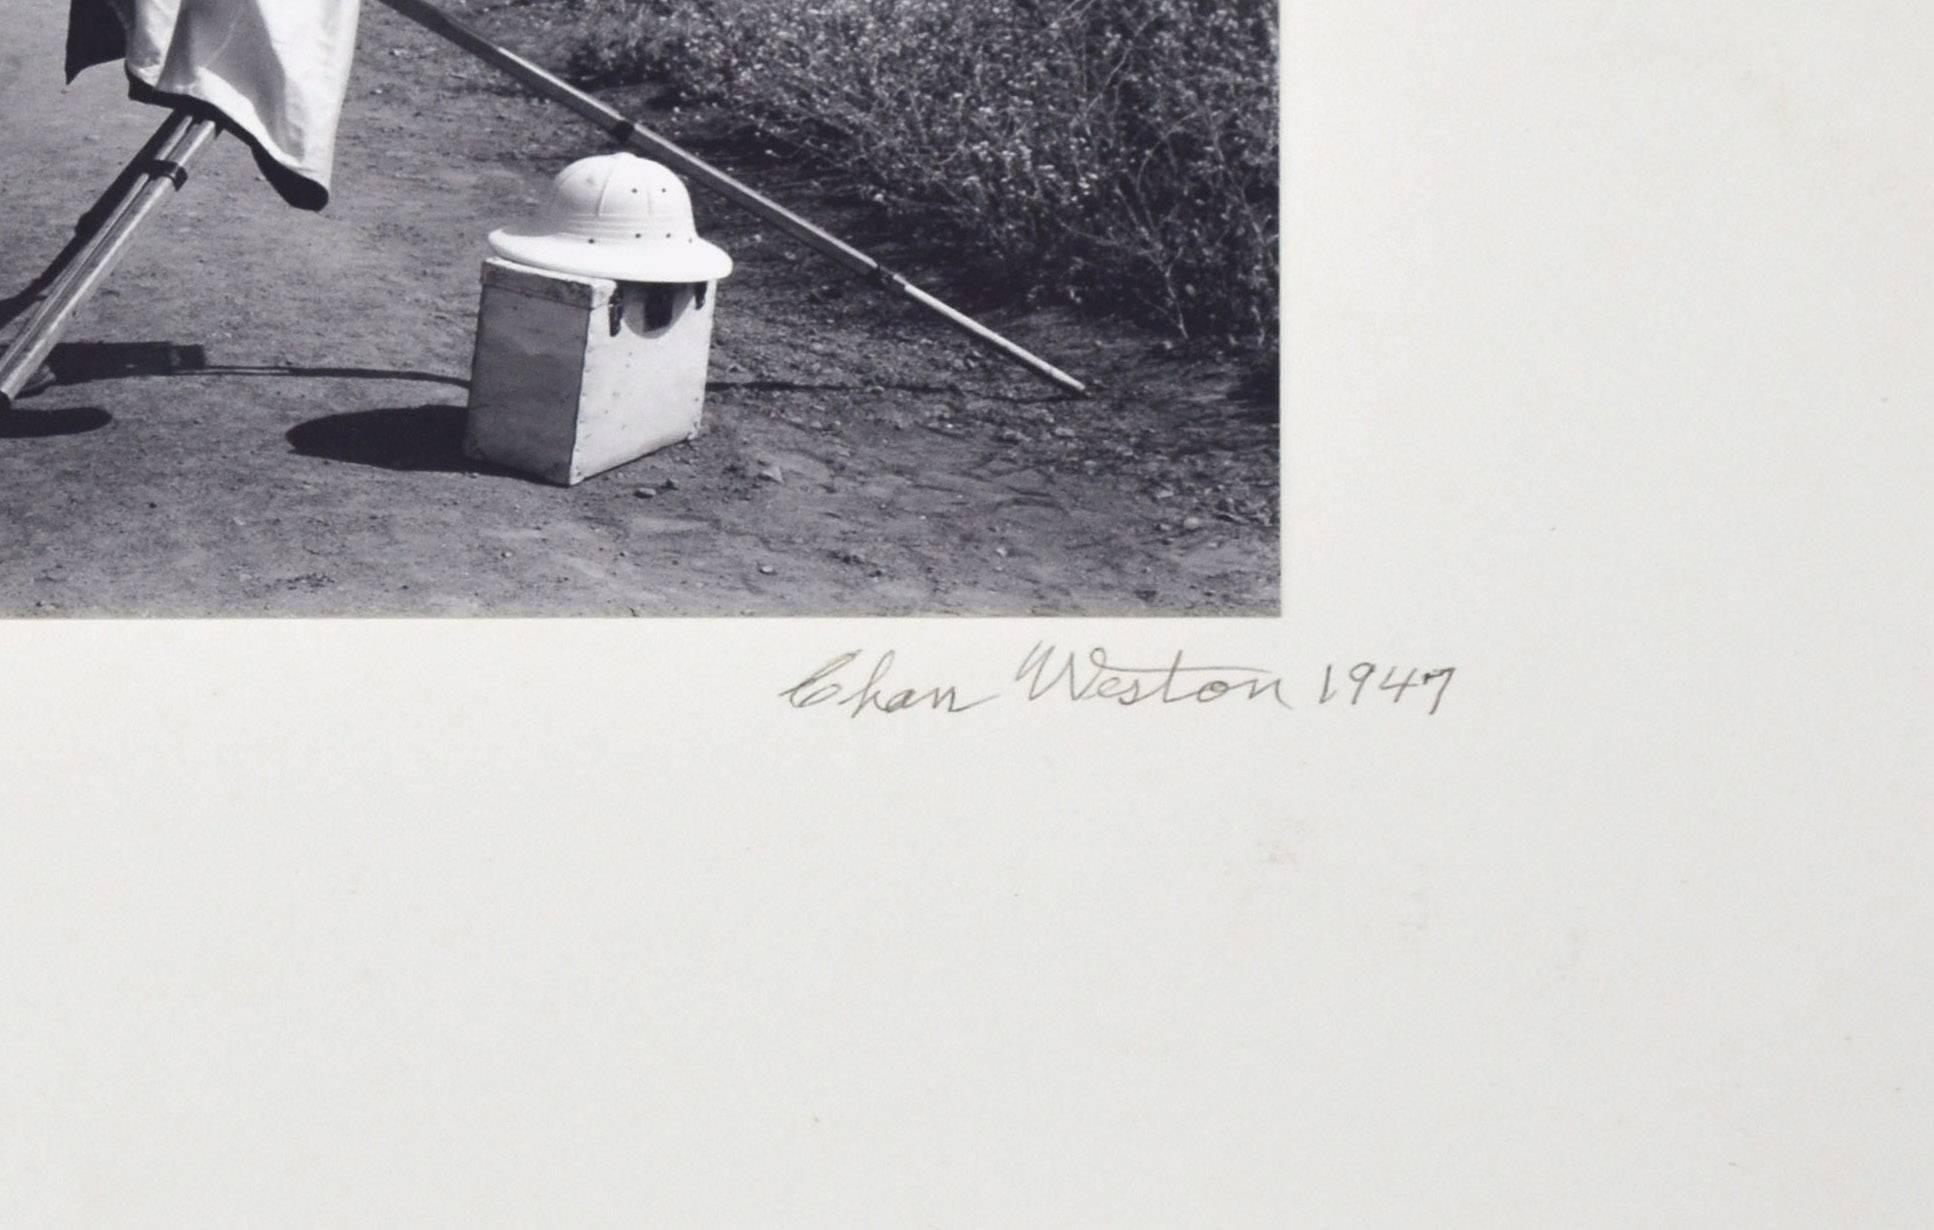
(68, 0), (364, 209)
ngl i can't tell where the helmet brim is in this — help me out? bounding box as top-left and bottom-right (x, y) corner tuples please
(486, 228), (733, 283)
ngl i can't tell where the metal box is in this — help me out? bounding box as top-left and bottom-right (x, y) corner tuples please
(464, 257), (718, 485)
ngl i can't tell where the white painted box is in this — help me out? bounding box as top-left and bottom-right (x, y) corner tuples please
(464, 258), (718, 485)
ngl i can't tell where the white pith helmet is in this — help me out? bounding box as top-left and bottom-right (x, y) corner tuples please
(488, 152), (732, 283)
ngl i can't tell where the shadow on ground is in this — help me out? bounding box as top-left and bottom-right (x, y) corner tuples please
(42, 341), (469, 390)
(286, 403), (530, 481)
(45, 340), (206, 384)
(0, 405), (112, 437)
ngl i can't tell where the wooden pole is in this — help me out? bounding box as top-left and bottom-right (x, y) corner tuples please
(0, 111), (220, 409)
(374, 0), (1089, 397)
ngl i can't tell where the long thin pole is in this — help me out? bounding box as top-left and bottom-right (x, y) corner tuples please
(0, 111), (194, 333)
(0, 112), (220, 409)
(374, 0), (1089, 396)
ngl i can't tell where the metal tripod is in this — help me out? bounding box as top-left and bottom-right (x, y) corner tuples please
(0, 108), (220, 409)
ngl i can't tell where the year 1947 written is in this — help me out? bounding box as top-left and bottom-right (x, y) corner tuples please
(1318, 663), (1455, 715)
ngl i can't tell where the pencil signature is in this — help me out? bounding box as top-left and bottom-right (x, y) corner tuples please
(778, 643), (1302, 716)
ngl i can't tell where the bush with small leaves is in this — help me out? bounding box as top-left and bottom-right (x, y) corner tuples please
(564, 0), (1277, 348)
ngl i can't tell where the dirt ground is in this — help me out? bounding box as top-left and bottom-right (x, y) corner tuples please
(0, 0), (1278, 617)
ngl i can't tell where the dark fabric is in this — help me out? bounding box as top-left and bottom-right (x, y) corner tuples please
(65, 0), (127, 80)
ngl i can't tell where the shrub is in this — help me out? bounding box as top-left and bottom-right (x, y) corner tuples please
(565, 0), (1278, 348)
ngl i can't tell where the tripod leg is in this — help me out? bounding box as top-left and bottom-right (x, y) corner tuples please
(0, 110), (195, 332)
(0, 111), (219, 410)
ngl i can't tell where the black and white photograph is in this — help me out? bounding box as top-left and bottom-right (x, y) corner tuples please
(5, 0), (1931, 1224)
(0, 0), (1278, 616)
